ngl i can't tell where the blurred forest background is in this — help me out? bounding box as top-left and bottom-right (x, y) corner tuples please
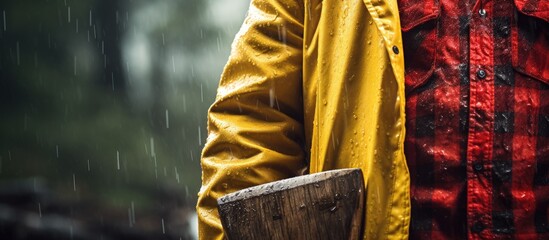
(0, 0), (249, 239)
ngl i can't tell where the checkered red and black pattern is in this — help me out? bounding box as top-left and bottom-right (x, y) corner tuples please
(399, 0), (549, 238)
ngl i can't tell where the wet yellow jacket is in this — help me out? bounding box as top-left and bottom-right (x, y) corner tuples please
(197, 0), (410, 238)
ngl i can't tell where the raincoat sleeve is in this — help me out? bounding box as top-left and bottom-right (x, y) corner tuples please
(196, 0), (306, 239)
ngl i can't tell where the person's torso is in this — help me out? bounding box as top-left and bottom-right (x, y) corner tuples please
(400, 0), (549, 238)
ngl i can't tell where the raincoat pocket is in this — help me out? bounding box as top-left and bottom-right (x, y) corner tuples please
(511, 1), (549, 84)
(398, 0), (440, 93)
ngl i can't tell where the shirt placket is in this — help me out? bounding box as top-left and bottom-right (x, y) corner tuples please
(467, 0), (495, 238)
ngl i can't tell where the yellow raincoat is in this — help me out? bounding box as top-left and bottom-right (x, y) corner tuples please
(197, 0), (410, 238)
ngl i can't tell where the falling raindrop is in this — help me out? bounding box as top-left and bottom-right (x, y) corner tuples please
(198, 126), (202, 146)
(38, 202), (42, 217)
(150, 137), (156, 157)
(87, 159), (90, 171)
(144, 142), (149, 155)
(2, 10), (5, 31)
(128, 201), (136, 227)
(165, 109), (170, 128)
(111, 72), (115, 91)
(56, 145), (59, 158)
(175, 167), (180, 183)
(269, 88), (275, 107)
(131, 201), (135, 224)
(128, 208), (132, 227)
(277, 24), (287, 46)
(67, 6), (71, 23)
(172, 55), (176, 73)
(117, 150), (121, 170)
(72, 174), (76, 191)
(161, 218), (166, 234)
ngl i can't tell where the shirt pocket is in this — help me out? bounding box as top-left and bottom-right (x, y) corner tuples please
(512, 0), (549, 84)
(398, 0), (440, 93)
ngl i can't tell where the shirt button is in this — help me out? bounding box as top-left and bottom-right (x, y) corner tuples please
(479, 9), (487, 17)
(499, 25), (510, 37)
(392, 45), (400, 54)
(471, 221), (485, 233)
(477, 69), (487, 79)
(473, 162), (484, 172)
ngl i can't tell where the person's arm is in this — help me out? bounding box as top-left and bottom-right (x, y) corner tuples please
(196, 0), (306, 239)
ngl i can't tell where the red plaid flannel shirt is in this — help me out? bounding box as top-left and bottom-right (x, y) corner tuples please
(399, 0), (549, 238)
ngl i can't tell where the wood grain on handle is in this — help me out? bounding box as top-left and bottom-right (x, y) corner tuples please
(218, 168), (365, 240)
